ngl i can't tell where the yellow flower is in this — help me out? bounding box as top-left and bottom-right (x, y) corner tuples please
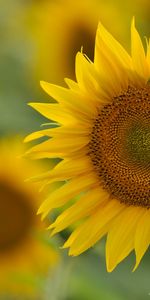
(0, 137), (58, 296)
(25, 0), (128, 85)
(26, 19), (150, 272)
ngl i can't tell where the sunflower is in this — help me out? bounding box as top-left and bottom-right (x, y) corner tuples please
(25, 19), (150, 272)
(0, 137), (58, 296)
(25, 0), (128, 85)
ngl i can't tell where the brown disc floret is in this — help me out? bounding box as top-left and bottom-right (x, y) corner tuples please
(89, 85), (150, 208)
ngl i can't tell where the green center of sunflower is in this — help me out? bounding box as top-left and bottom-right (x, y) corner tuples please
(0, 182), (34, 252)
(89, 85), (150, 208)
(126, 124), (150, 165)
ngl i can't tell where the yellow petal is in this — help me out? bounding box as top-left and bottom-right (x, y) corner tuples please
(64, 199), (123, 255)
(50, 187), (109, 234)
(43, 124), (90, 137)
(95, 22), (132, 70)
(30, 156), (93, 184)
(24, 129), (52, 143)
(25, 122), (90, 143)
(131, 17), (149, 80)
(26, 135), (89, 158)
(133, 209), (150, 271)
(40, 81), (97, 119)
(106, 206), (143, 272)
(94, 22), (131, 93)
(75, 52), (109, 102)
(64, 78), (80, 92)
(28, 102), (75, 125)
(146, 38), (150, 76)
(38, 173), (98, 217)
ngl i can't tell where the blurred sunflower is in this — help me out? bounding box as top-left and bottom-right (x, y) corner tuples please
(25, 0), (128, 84)
(0, 137), (59, 297)
(26, 20), (150, 272)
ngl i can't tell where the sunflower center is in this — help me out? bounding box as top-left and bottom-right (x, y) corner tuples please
(126, 124), (150, 165)
(0, 182), (34, 252)
(89, 85), (150, 208)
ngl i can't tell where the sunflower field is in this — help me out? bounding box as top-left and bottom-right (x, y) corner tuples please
(0, 0), (150, 299)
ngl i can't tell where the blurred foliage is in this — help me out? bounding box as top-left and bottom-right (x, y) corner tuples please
(0, 0), (150, 299)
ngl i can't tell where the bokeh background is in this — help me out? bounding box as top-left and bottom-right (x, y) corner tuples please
(0, 0), (150, 299)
